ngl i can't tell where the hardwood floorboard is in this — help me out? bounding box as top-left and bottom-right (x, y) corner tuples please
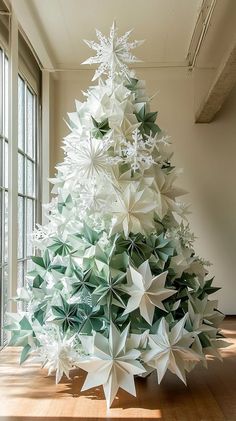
(0, 317), (236, 421)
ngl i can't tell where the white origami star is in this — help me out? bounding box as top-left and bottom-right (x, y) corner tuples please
(82, 21), (144, 81)
(144, 164), (187, 219)
(188, 296), (223, 333)
(77, 322), (145, 408)
(110, 182), (156, 238)
(123, 260), (176, 324)
(143, 316), (200, 384)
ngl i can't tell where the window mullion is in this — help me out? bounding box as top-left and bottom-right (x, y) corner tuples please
(24, 81), (27, 279)
(8, 11), (18, 313)
(0, 50), (3, 137)
(0, 47), (7, 346)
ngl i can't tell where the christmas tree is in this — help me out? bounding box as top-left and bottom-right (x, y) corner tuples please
(6, 23), (228, 408)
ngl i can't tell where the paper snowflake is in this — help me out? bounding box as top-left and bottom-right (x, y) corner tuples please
(82, 21), (144, 81)
(122, 128), (154, 171)
(37, 327), (78, 383)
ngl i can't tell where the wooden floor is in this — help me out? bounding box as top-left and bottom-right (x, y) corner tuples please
(0, 317), (236, 421)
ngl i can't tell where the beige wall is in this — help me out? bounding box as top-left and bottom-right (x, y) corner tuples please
(50, 67), (236, 314)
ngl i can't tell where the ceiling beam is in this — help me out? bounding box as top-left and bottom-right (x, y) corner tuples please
(195, 42), (236, 122)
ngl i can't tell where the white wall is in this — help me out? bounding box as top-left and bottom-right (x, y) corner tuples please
(50, 67), (236, 314)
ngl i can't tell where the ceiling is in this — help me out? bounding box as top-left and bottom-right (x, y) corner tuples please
(8, 0), (236, 122)
(25, 0), (203, 70)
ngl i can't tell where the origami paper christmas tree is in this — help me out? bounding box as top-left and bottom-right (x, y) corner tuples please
(6, 22), (228, 408)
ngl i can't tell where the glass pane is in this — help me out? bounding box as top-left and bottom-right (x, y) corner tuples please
(0, 49), (3, 136)
(18, 77), (25, 151)
(3, 265), (8, 324)
(27, 89), (34, 158)
(0, 190), (2, 267)
(18, 196), (24, 259)
(4, 58), (8, 139)
(26, 159), (34, 197)
(0, 265), (9, 340)
(0, 269), (2, 345)
(18, 152), (24, 194)
(4, 192), (8, 263)
(17, 261), (24, 289)
(0, 139), (2, 188)
(26, 198), (34, 257)
(26, 259), (33, 273)
(4, 141), (8, 189)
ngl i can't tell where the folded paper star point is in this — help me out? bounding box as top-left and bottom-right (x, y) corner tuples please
(77, 322), (145, 408)
(122, 260), (176, 324)
(143, 316), (201, 384)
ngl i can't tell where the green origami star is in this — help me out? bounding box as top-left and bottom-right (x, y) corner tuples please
(134, 105), (161, 136)
(116, 233), (152, 266)
(91, 116), (110, 139)
(93, 269), (126, 310)
(51, 295), (81, 333)
(147, 233), (174, 270)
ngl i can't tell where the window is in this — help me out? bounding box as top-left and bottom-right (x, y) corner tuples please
(0, 47), (8, 345)
(17, 75), (38, 289)
(0, 16), (42, 344)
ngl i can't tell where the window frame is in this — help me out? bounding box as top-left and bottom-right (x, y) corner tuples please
(0, 26), (42, 346)
(0, 45), (9, 346)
